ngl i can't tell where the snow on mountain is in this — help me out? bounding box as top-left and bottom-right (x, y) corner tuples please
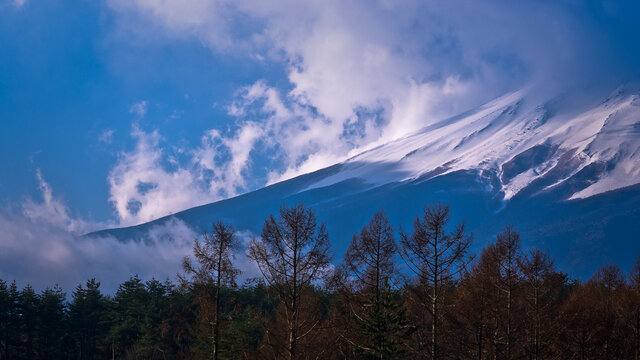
(307, 86), (640, 202)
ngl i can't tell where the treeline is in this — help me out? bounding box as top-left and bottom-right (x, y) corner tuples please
(1, 203), (640, 359)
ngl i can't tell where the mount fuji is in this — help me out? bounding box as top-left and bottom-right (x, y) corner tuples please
(90, 85), (640, 278)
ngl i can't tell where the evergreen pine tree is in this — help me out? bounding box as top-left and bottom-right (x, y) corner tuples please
(38, 286), (67, 359)
(69, 278), (108, 360)
(355, 279), (413, 359)
(18, 285), (40, 359)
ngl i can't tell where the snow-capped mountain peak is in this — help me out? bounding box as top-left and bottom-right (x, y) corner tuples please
(306, 86), (640, 203)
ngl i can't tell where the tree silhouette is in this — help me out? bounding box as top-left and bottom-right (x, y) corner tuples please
(249, 203), (332, 360)
(628, 256), (640, 360)
(343, 210), (411, 358)
(181, 221), (241, 360)
(493, 225), (523, 360)
(68, 279), (108, 360)
(400, 203), (471, 359)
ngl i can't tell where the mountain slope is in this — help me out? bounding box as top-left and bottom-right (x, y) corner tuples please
(90, 86), (640, 277)
(308, 86), (640, 201)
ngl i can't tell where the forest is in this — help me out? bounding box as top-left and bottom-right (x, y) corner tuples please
(1, 203), (639, 359)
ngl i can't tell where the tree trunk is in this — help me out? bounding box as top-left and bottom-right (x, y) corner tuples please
(477, 326), (483, 360)
(477, 290), (485, 360)
(432, 231), (439, 360)
(533, 286), (539, 360)
(213, 242), (224, 360)
(636, 310), (640, 360)
(506, 248), (513, 360)
(289, 233), (299, 360)
(375, 235), (382, 356)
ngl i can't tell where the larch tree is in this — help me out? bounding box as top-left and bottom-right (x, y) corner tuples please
(588, 264), (627, 359)
(492, 225), (523, 360)
(248, 203), (332, 360)
(400, 203), (472, 360)
(181, 221), (241, 360)
(629, 256), (640, 360)
(343, 210), (411, 359)
(518, 248), (562, 360)
(454, 246), (497, 359)
(344, 210), (397, 293)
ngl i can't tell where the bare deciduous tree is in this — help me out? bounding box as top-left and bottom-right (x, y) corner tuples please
(518, 248), (556, 360)
(344, 210), (397, 292)
(400, 203), (472, 359)
(343, 210), (412, 358)
(248, 203), (332, 360)
(589, 264), (626, 359)
(181, 221), (240, 360)
(493, 225), (523, 360)
(629, 256), (640, 360)
(455, 247), (496, 359)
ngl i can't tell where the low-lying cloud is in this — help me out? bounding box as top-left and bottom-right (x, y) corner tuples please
(1, 171), (260, 293)
(0, 210), (194, 293)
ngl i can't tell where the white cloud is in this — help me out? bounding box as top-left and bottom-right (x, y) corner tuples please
(108, 124), (264, 225)
(106, 0), (246, 51)
(0, 172), (205, 293)
(0, 173), (260, 293)
(129, 100), (149, 118)
(193, 122), (263, 197)
(0, 205), (264, 293)
(22, 170), (101, 234)
(108, 126), (212, 225)
(227, 81), (349, 183)
(103, 0), (507, 188)
(98, 128), (115, 144)
(12, 0), (27, 8)
(0, 207), (199, 293)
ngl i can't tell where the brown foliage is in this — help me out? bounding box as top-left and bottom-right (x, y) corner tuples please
(399, 203), (472, 359)
(180, 221), (241, 360)
(248, 203), (332, 360)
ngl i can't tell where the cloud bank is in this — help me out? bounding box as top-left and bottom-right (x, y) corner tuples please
(0, 172), (190, 291)
(1, 171), (260, 293)
(0, 210), (195, 293)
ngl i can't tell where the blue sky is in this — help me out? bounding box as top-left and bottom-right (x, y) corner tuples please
(0, 0), (286, 223)
(1, 0), (639, 290)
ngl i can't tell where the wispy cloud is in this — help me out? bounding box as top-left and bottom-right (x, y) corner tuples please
(129, 100), (148, 118)
(0, 169), (262, 292)
(98, 128), (115, 145)
(107, 124), (265, 226)
(107, 126), (212, 226)
(12, 0), (27, 9)
(22, 170), (102, 234)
